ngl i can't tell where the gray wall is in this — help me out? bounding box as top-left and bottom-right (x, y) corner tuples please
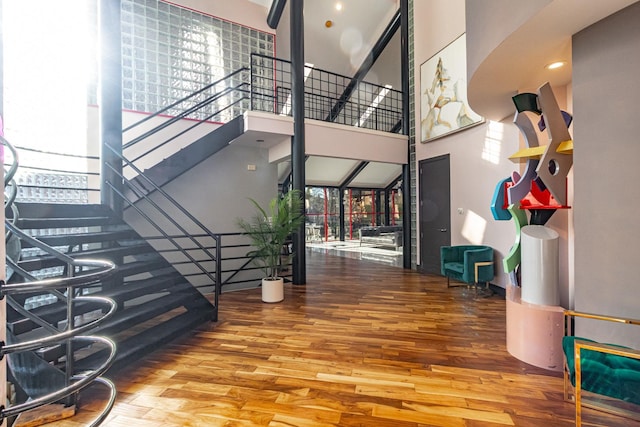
(573, 2), (640, 346)
(124, 143), (278, 292)
(164, 144), (278, 233)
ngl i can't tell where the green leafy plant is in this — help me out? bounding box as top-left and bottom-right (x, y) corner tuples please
(236, 190), (305, 280)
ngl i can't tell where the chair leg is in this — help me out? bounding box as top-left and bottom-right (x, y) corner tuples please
(447, 276), (450, 288)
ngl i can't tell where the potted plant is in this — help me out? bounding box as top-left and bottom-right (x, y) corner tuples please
(236, 189), (305, 302)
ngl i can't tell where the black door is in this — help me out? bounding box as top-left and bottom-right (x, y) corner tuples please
(419, 154), (451, 274)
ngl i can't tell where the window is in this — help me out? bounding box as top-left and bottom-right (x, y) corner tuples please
(121, 0), (275, 119)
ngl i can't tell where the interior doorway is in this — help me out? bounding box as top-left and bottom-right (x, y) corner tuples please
(419, 154), (451, 274)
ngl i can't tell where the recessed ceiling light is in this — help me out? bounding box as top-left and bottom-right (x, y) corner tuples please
(545, 61), (566, 70)
(335, 2), (343, 11)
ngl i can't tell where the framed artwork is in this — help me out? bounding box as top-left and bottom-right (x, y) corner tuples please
(420, 33), (483, 143)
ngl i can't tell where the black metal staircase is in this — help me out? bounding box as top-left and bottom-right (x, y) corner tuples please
(7, 202), (215, 372)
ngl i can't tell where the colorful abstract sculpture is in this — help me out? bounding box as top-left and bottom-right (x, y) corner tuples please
(493, 82), (573, 281)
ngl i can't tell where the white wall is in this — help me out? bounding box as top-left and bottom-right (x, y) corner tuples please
(572, 2), (640, 346)
(414, 0), (522, 288)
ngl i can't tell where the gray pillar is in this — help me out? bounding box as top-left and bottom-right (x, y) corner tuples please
(290, 0), (306, 284)
(401, 0), (411, 269)
(99, 0), (124, 214)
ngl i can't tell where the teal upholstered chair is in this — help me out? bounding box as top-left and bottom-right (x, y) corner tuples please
(440, 245), (494, 288)
(563, 310), (640, 426)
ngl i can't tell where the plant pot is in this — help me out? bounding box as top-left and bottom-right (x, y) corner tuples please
(262, 277), (284, 303)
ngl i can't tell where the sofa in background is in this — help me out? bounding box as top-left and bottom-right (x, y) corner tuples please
(358, 225), (403, 250)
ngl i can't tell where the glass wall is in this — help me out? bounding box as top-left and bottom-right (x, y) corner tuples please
(121, 0), (274, 118)
(304, 185), (403, 242)
(305, 188), (340, 241)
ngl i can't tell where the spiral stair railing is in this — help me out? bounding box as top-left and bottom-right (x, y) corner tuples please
(1, 134), (118, 426)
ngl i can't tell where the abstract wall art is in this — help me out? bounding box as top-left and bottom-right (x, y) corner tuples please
(420, 33), (483, 143)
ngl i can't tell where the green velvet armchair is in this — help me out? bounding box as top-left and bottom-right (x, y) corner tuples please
(563, 310), (640, 426)
(440, 245), (494, 288)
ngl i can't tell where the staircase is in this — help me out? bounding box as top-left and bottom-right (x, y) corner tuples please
(7, 202), (216, 373)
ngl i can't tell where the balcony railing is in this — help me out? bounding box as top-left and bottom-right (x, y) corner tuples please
(250, 53), (402, 133)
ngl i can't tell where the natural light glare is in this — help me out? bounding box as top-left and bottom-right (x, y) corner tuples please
(482, 120), (504, 165)
(461, 209), (487, 245)
(356, 85), (391, 127)
(208, 31), (229, 120)
(280, 64), (314, 116)
(3, 1), (91, 171)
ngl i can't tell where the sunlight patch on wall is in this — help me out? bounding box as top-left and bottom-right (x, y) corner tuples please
(482, 120), (504, 165)
(461, 209), (487, 245)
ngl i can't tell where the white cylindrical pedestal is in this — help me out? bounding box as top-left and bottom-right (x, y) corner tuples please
(521, 225), (559, 306)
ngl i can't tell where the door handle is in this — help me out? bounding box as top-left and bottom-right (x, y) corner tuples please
(439, 228), (447, 232)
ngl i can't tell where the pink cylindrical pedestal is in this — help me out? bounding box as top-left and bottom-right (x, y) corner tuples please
(506, 286), (564, 371)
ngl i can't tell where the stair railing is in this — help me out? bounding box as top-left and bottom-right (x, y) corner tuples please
(2, 134), (118, 426)
(101, 69), (256, 303)
(122, 68), (250, 170)
(102, 146), (221, 307)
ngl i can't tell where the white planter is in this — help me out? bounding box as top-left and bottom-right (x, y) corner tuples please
(262, 277), (284, 303)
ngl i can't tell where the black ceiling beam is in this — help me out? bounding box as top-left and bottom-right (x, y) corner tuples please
(339, 161), (370, 189)
(384, 174), (403, 192)
(325, 9), (401, 122)
(267, 0), (287, 29)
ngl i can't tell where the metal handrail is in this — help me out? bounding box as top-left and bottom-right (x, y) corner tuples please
(250, 52), (403, 133)
(103, 172), (217, 286)
(1, 296), (117, 354)
(113, 71), (246, 305)
(0, 336), (117, 418)
(2, 134), (118, 425)
(251, 52), (402, 96)
(122, 66), (250, 136)
(128, 87), (250, 164)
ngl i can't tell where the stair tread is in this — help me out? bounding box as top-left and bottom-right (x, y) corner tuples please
(21, 230), (141, 248)
(75, 307), (213, 372)
(37, 291), (212, 361)
(17, 242), (155, 270)
(7, 274), (191, 335)
(14, 203), (115, 219)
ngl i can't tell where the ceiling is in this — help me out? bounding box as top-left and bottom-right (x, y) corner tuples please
(467, 0), (640, 121)
(247, 0), (403, 190)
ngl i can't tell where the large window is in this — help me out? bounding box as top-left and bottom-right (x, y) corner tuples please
(121, 0), (275, 119)
(2, 1), (96, 204)
(305, 187), (340, 241)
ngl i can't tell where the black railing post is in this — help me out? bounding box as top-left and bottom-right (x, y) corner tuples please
(400, 0), (411, 269)
(214, 235), (221, 322)
(249, 55), (255, 111)
(99, 0), (124, 216)
(291, 0), (306, 285)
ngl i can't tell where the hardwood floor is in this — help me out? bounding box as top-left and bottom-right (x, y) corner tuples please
(44, 251), (637, 426)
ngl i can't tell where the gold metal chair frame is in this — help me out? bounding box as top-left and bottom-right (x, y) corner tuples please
(563, 310), (640, 426)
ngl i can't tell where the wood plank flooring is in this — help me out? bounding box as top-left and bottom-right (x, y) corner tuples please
(43, 251), (638, 426)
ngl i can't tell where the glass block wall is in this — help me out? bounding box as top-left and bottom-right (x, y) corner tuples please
(409, 0), (417, 268)
(120, 0), (275, 118)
